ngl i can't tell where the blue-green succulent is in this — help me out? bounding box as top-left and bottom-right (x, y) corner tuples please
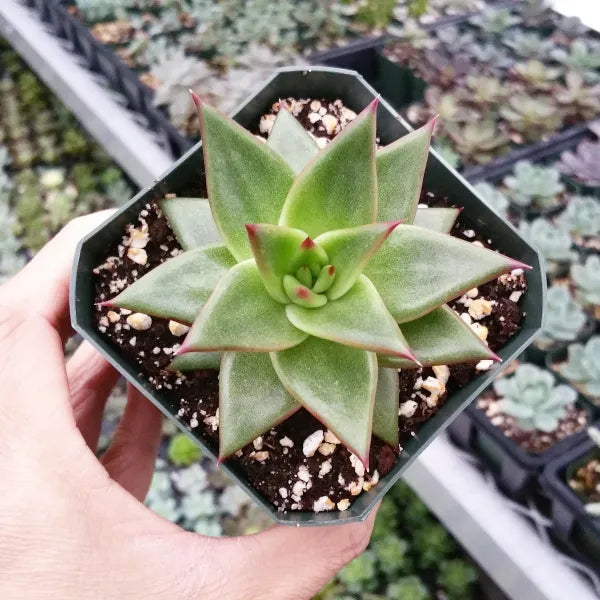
(504, 161), (565, 209)
(559, 336), (600, 401)
(571, 255), (600, 308)
(536, 286), (587, 348)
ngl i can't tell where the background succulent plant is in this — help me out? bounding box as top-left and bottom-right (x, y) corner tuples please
(518, 218), (575, 265)
(555, 71), (600, 121)
(551, 40), (600, 84)
(559, 336), (600, 400)
(557, 139), (600, 187)
(570, 255), (600, 308)
(503, 161), (564, 209)
(445, 120), (510, 164)
(503, 30), (556, 59)
(536, 286), (587, 348)
(105, 96), (522, 473)
(513, 59), (562, 91)
(555, 195), (600, 240)
(500, 95), (563, 141)
(493, 363), (577, 432)
(469, 7), (521, 35)
(583, 427), (600, 516)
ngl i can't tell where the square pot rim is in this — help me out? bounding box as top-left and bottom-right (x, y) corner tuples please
(70, 65), (545, 526)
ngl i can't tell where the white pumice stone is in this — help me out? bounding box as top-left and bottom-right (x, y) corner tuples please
(321, 114), (339, 135)
(318, 442), (336, 456)
(337, 498), (351, 511)
(399, 400), (418, 418)
(303, 430), (324, 457)
(350, 454), (365, 477)
(279, 436), (294, 448)
(259, 113), (276, 134)
(298, 465), (311, 482)
(308, 112), (321, 124)
(253, 437), (263, 451)
(126, 312), (152, 331)
(319, 459), (332, 477)
(279, 488), (288, 499)
(476, 359), (494, 371)
(470, 322), (489, 341)
(252, 451), (269, 462)
(432, 365), (450, 385)
(168, 321), (190, 336)
(127, 247), (147, 265)
(324, 430), (340, 444)
(107, 310), (120, 323)
(469, 298), (493, 320)
(313, 496), (335, 512)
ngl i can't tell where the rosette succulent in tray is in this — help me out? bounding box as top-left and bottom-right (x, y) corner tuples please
(73, 67), (543, 523)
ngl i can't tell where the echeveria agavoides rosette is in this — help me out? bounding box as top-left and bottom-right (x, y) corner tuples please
(106, 93), (528, 467)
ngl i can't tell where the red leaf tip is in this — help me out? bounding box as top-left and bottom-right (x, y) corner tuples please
(189, 90), (201, 109)
(245, 224), (258, 237)
(174, 343), (192, 356)
(385, 220), (403, 235)
(368, 97), (380, 112)
(489, 350), (502, 363)
(509, 258), (532, 271)
(98, 300), (114, 308)
(296, 286), (310, 299)
(429, 114), (439, 129)
(328, 265), (335, 276)
(300, 236), (315, 249)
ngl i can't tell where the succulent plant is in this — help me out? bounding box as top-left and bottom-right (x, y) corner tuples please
(464, 43), (513, 71)
(433, 138), (461, 169)
(559, 336), (600, 400)
(338, 550), (377, 593)
(551, 40), (600, 84)
(167, 433), (203, 467)
(500, 94), (563, 140)
(518, 218), (575, 264)
(422, 50), (473, 88)
(553, 16), (588, 40)
(473, 182), (509, 216)
(555, 196), (600, 239)
(557, 139), (600, 187)
(584, 427), (600, 516)
(373, 535), (410, 576)
(571, 255), (600, 308)
(423, 87), (478, 124)
(438, 559), (478, 599)
(446, 120), (510, 164)
(503, 161), (565, 209)
(465, 75), (508, 104)
(555, 71), (600, 121)
(518, 0), (553, 28)
(536, 286), (587, 347)
(435, 26), (476, 53)
(469, 7), (521, 34)
(504, 30), (556, 59)
(493, 363), (577, 432)
(513, 59), (563, 91)
(104, 97), (524, 466)
(386, 576), (430, 600)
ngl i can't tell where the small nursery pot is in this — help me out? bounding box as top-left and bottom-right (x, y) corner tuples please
(546, 348), (600, 417)
(448, 390), (593, 502)
(70, 66), (545, 526)
(541, 431), (600, 568)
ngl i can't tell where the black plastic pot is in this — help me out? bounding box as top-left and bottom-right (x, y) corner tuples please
(448, 389), (592, 502)
(70, 66), (545, 526)
(541, 430), (600, 568)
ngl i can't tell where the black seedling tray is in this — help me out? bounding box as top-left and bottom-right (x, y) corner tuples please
(448, 391), (594, 503)
(541, 430), (600, 571)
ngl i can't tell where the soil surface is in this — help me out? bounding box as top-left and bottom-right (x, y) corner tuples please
(569, 454), (600, 505)
(476, 392), (588, 454)
(92, 98), (528, 514)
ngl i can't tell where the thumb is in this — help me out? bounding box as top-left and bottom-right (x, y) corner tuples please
(184, 508), (377, 600)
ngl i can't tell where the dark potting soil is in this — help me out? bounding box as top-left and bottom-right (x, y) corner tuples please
(476, 392), (588, 454)
(569, 455), (600, 505)
(92, 98), (527, 514)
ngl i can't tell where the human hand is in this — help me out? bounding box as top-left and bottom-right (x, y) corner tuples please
(0, 212), (375, 600)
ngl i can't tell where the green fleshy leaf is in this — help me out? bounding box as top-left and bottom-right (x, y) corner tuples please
(161, 197), (221, 250)
(283, 275), (328, 308)
(378, 305), (497, 368)
(246, 223), (307, 303)
(312, 264), (336, 294)
(196, 100), (295, 261)
(316, 221), (401, 300)
(106, 244), (235, 324)
(413, 207), (460, 233)
(286, 275), (416, 359)
(376, 119), (435, 223)
(373, 367), (399, 447)
(267, 109), (319, 174)
(169, 351), (221, 371)
(180, 260), (308, 352)
(219, 352), (300, 459)
(365, 225), (525, 323)
(271, 336), (378, 466)
(288, 236), (329, 274)
(279, 100), (378, 238)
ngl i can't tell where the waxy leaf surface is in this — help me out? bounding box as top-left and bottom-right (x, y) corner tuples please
(379, 305), (497, 367)
(267, 109), (319, 174)
(376, 119), (435, 223)
(271, 336), (378, 466)
(286, 276), (414, 358)
(246, 223), (307, 303)
(169, 351), (221, 371)
(279, 100), (378, 238)
(198, 102), (295, 261)
(161, 197), (221, 250)
(413, 207), (460, 233)
(219, 352), (300, 459)
(316, 221), (401, 300)
(365, 225), (521, 323)
(372, 367), (400, 447)
(181, 260), (308, 352)
(107, 244), (235, 324)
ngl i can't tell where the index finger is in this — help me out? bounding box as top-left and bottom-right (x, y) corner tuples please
(1, 210), (116, 342)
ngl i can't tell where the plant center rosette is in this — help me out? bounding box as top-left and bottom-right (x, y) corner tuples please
(102, 93), (528, 491)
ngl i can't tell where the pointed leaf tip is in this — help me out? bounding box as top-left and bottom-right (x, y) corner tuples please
(189, 90), (201, 108)
(245, 223), (257, 237)
(328, 265), (335, 275)
(301, 236), (315, 249)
